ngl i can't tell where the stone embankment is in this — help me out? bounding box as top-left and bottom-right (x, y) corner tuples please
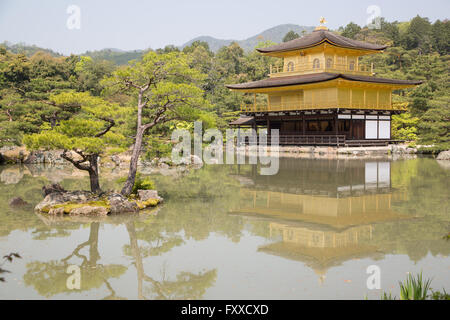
(235, 144), (428, 159)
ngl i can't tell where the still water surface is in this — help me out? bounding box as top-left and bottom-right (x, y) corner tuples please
(0, 157), (449, 299)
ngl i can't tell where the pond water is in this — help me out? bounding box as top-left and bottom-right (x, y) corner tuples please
(0, 157), (449, 300)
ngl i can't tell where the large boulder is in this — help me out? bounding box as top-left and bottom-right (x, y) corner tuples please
(42, 183), (67, 196)
(68, 206), (109, 216)
(436, 150), (450, 160)
(35, 189), (93, 212)
(137, 190), (163, 203)
(107, 193), (139, 214)
(0, 146), (29, 163)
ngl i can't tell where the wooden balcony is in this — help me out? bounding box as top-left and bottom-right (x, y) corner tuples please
(270, 62), (373, 77)
(241, 102), (406, 113)
(239, 134), (391, 147)
(275, 135), (347, 146)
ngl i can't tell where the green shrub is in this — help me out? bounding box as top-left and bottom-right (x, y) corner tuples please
(144, 136), (173, 160)
(381, 291), (395, 300)
(116, 173), (155, 195)
(399, 272), (432, 300)
(417, 145), (450, 154)
(430, 289), (450, 300)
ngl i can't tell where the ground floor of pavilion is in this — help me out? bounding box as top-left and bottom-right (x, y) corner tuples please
(230, 109), (399, 147)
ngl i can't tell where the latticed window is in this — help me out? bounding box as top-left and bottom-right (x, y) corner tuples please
(326, 58), (333, 69)
(287, 61), (294, 72)
(349, 60), (355, 71)
(313, 58), (320, 69)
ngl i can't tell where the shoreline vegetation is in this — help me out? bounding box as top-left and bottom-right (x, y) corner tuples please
(380, 272), (450, 300)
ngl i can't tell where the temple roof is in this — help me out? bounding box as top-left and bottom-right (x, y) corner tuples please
(226, 72), (423, 90)
(257, 29), (388, 54)
(229, 116), (255, 126)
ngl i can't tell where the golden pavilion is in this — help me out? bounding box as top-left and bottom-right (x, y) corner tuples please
(227, 19), (422, 146)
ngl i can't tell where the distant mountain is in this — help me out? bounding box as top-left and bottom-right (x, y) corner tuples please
(181, 24), (315, 52)
(2, 24), (316, 65)
(83, 48), (146, 65)
(83, 24), (316, 64)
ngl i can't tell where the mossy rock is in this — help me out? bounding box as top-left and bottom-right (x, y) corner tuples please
(136, 198), (160, 210)
(36, 189), (162, 216)
(48, 200), (111, 215)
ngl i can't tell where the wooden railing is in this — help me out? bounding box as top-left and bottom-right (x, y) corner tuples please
(270, 62), (373, 77)
(241, 102), (405, 113)
(237, 134), (347, 146)
(238, 135), (396, 146)
(273, 135), (346, 146)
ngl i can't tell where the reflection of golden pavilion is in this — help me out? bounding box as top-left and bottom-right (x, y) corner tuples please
(234, 188), (408, 229)
(230, 159), (409, 282)
(259, 222), (382, 283)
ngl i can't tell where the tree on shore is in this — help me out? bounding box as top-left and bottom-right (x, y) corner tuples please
(282, 31), (300, 42)
(103, 51), (214, 197)
(24, 91), (126, 193)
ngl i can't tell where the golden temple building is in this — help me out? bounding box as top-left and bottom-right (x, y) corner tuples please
(227, 20), (422, 146)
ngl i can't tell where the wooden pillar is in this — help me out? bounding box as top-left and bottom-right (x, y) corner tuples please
(302, 113), (306, 135)
(349, 116), (353, 140)
(335, 112), (339, 135)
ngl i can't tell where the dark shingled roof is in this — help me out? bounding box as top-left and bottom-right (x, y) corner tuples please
(226, 73), (423, 90)
(257, 29), (388, 54)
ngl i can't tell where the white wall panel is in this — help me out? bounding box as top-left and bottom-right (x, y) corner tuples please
(378, 121), (391, 139)
(365, 120), (378, 139)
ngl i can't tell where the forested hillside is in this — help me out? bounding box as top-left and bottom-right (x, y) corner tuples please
(181, 24), (315, 52)
(0, 16), (448, 153)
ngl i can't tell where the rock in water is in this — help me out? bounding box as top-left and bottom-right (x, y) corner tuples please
(42, 183), (67, 196)
(9, 197), (29, 207)
(35, 185), (161, 215)
(69, 206), (109, 216)
(137, 190), (163, 203)
(35, 190), (93, 212)
(436, 150), (450, 160)
(108, 193), (139, 214)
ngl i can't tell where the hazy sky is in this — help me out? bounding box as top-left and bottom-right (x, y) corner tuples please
(0, 0), (448, 55)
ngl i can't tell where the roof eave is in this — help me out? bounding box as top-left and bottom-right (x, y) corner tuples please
(256, 40), (388, 55)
